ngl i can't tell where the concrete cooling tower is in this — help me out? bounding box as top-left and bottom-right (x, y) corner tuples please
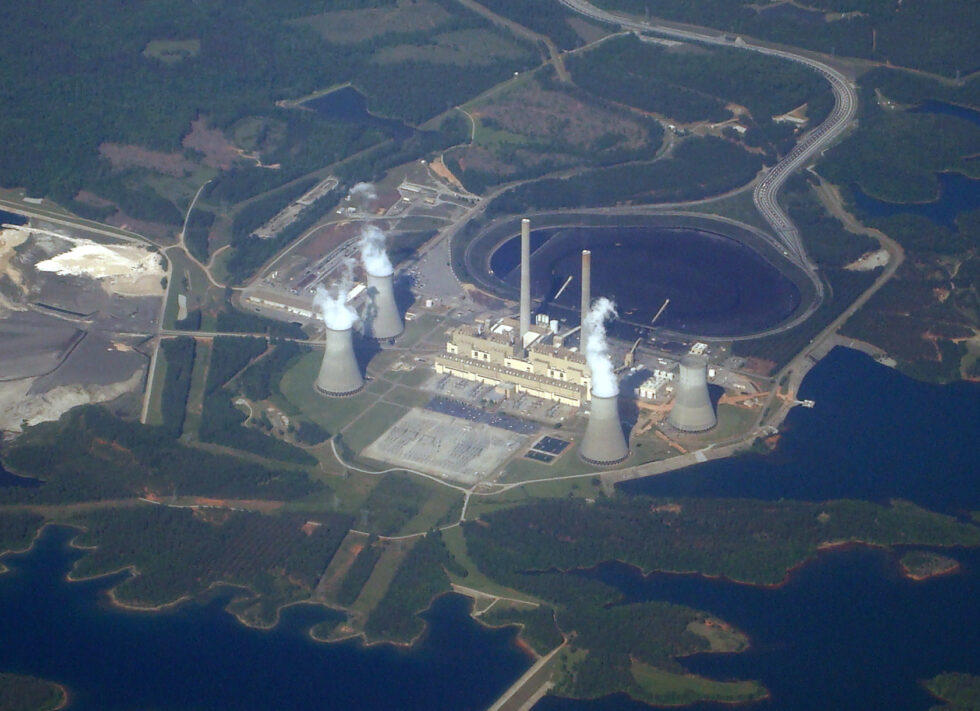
(315, 326), (364, 397)
(579, 394), (630, 466)
(668, 354), (716, 432)
(362, 272), (404, 340)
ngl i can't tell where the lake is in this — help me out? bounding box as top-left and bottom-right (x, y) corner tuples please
(620, 347), (980, 515)
(536, 347), (980, 710)
(850, 171), (979, 230)
(490, 226), (801, 337)
(0, 526), (531, 711)
(303, 86), (414, 140)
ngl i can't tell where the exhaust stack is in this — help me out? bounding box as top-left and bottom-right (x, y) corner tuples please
(519, 218), (531, 346)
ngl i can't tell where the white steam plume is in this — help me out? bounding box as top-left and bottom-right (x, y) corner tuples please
(314, 261), (358, 331)
(357, 224), (393, 277)
(350, 182), (377, 202)
(583, 297), (618, 398)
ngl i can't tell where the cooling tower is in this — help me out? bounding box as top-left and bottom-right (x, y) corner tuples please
(519, 218), (531, 344)
(580, 249), (591, 344)
(315, 326), (364, 397)
(579, 394), (630, 466)
(362, 272), (404, 340)
(668, 354), (716, 432)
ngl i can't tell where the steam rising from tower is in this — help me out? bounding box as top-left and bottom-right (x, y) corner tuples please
(579, 297), (629, 466)
(314, 270), (364, 397)
(357, 226), (403, 340)
(580, 250), (591, 346)
(668, 354), (716, 432)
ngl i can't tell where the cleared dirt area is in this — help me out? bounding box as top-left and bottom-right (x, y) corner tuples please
(99, 143), (197, 177)
(182, 118), (242, 170)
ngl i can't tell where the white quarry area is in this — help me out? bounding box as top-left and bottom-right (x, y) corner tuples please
(34, 235), (165, 295)
(0, 369), (143, 433)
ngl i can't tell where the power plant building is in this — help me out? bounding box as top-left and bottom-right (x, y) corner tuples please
(434, 317), (592, 406)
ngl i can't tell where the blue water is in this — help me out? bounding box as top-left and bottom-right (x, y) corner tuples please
(0, 526), (531, 711)
(303, 86), (414, 139)
(0, 208), (28, 226)
(911, 100), (980, 127)
(489, 226), (801, 337)
(622, 347), (980, 515)
(851, 171), (980, 230)
(555, 546), (980, 711)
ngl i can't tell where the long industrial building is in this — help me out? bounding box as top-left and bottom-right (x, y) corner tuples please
(434, 316), (591, 406)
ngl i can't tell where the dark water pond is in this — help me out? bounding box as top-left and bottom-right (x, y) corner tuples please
(621, 347), (980, 515)
(0, 526), (530, 711)
(911, 100), (980, 127)
(490, 226), (801, 337)
(0, 208), (28, 226)
(851, 171), (979, 230)
(303, 86), (414, 139)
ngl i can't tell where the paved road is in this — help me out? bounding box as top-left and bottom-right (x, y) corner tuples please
(557, 0), (859, 272)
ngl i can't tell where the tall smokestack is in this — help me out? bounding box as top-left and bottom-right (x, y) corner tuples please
(580, 249), (591, 345)
(579, 297), (629, 466)
(668, 354), (716, 432)
(358, 225), (403, 340)
(313, 278), (364, 397)
(519, 218), (531, 345)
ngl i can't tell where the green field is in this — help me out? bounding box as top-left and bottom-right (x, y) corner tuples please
(630, 662), (768, 706)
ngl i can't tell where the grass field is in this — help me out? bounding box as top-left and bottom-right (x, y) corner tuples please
(339, 401), (410, 454)
(278, 352), (381, 432)
(442, 526), (539, 603)
(350, 538), (416, 617)
(630, 661), (768, 706)
(398, 485), (464, 535)
(144, 344), (170, 426)
(181, 339), (211, 438)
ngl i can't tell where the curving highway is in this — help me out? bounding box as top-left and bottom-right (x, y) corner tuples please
(557, 0), (858, 272)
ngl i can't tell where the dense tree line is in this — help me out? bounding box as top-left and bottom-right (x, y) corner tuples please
(0, 512), (44, 555)
(733, 268), (874, 367)
(335, 537), (383, 606)
(199, 390), (317, 465)
(205, 337), (268, 395)
(158, 336), (196, 438)
(0, 407), (320, 503)
(0, 674), (65, 711)
(594, 0), (976, 77)
(214, 306), (307, 339)
(780, 174), (876, 268)
(820, 86), (980, 205)
(569, 35), (830, 125)
(462, 497), (980, 587)
(481, 604), (563, 655)
(184, 210), (215, 263)
(489, 136), (761, 213)
(71, 506), (351, 610)
(474, 0), (585, 50)
(363, 531), (464, 642)
(240, 343), (306, 401)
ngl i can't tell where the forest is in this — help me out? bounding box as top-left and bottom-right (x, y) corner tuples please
(0, 407), (320, 503)
(593, 0), (977, 77)
(489, 137), (761, 213)
(158, 336), (196, 438)
(70, 506), (351, 614)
